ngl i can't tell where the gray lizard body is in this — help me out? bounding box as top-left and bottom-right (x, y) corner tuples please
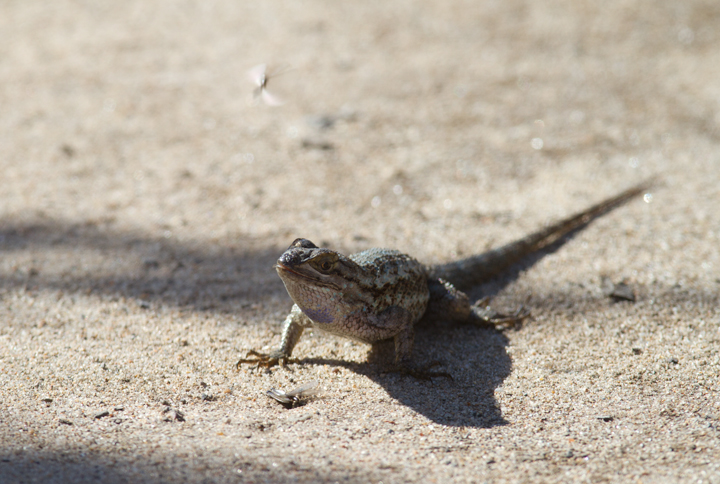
(238, 181), (652, 370)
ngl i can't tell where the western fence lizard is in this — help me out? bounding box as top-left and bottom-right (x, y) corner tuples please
(238, 181), (653, 375)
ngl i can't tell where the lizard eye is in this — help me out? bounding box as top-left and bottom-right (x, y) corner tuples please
(312, 254), (338, 273)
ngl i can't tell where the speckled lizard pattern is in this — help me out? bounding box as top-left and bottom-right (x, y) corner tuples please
(237, 181), (653, 373)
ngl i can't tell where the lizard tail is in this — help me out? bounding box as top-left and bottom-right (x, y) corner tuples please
(428, 178), (656, 290)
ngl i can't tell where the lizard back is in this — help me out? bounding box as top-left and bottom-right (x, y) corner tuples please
(348, 248), (430, 321)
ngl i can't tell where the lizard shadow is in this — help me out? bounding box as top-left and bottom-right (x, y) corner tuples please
(296, 323), (512, 428)
(293, 229), (596, 428)
(372, 323), (512, 428)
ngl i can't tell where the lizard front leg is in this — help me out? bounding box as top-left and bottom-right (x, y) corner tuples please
(236, 305), (312, 368)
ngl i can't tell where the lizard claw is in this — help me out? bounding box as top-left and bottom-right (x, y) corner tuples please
(236, 349), (288, 369)
(470, 298), (530, 328)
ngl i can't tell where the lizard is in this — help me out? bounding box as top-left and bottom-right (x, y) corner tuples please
(237, 180), (653, 375)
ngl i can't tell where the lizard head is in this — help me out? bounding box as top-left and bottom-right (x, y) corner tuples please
(274, 238), (368, 324)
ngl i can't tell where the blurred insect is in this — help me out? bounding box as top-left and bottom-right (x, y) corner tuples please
(247, 63), (288, 106)
(266, 380), (320, 408)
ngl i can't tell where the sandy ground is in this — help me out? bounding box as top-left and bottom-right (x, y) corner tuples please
(1, 1), (719, 482)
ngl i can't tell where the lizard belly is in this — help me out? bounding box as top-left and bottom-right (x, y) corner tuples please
(310, 315), (400, 344)
(308, 290), (430, 345)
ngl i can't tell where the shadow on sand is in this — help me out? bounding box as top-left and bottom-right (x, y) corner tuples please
(4, 216), (690, 430)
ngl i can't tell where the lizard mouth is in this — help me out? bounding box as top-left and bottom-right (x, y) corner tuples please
(275, 263), (317, 281)
(275, 263), (338, 288)
(275, 262), (300, 273)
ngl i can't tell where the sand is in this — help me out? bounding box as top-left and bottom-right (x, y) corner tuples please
(1, 1), (719, 482)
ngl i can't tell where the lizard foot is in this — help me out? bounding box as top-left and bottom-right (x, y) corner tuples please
(470, 297), (530, 329)
(236, 349), (288, 369)
(386, 361), (454, 381)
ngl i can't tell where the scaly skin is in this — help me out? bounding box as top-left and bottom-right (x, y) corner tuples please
(237, 180), (654, 374)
